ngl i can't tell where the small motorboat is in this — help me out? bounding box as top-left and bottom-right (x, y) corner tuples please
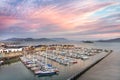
(34, 69), (56, 75)
(80, 55), (89, 60)
(0, 60), (4, 65)
(31, 67), (41, 71)
(26, 64), (37, 68)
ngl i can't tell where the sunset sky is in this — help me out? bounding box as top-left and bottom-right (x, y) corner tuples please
(0, 0), (120, 40)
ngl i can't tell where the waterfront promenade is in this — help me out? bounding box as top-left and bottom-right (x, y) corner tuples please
(77, 50), (120, 80)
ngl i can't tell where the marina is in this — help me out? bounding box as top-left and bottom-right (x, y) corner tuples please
(19, 45), (111, 78)
(0, 42), (115, 80)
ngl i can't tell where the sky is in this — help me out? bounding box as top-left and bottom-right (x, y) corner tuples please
(0, 0), (120, 40)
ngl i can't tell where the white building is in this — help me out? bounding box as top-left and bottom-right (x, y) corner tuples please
(0, 48), (23, 53)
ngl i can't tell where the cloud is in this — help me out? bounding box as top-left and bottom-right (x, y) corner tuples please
(0, 0), (120, 40)
(0, 16), (22, 29)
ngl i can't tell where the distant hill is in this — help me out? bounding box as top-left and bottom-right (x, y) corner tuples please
(3, 37), (120, 43)
(82, 41), (94, 43)
(50, 38), (69, 42)
(37, 38), (54, 42)
(5, 38), (35, 41)
(97, 38), (120, 42)
(3, 38), (69, 42)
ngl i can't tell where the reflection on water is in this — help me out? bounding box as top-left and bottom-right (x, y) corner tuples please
(0, 42), (120, 80)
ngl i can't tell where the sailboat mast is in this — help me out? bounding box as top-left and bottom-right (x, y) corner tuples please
(45, 47), (48, 67)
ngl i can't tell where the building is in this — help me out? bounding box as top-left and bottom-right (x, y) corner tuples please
(0, 48), (23, 53)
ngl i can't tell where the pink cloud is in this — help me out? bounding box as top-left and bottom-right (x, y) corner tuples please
(23, 1), (115, 32)
(0, 1), (115, 31)
(89, 32), (120, 39)
(0, 16), (22, 29)
(0, 0), (119, 40)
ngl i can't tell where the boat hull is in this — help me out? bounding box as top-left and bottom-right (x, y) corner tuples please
(35, 71), (56, 76)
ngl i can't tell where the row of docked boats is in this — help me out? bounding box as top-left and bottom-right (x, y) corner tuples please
(20, 55), (59, 76)
(59, 51), (89, 60)
(0, 60), (4, 65)
(40, 52), (77, 66)
(58, 48), (105, 60)
(33, 47), (105, 66)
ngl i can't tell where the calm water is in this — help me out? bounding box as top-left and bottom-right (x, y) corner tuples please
(0, 42), (120, 80)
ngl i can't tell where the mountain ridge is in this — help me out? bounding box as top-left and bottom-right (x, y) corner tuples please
(97, 38), (120, 42)
(2, 37), (120, 42)
(3, 38), (69, 42)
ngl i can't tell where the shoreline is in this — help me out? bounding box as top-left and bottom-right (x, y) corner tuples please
(0, 53), (22, 65)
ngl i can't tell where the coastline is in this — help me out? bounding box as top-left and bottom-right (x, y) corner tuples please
(0, 53), (22, 64)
